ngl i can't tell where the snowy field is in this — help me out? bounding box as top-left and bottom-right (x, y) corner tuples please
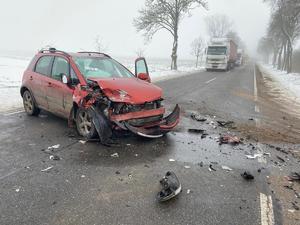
(259, 64), (300, 104)
(0, 55), (203, 112)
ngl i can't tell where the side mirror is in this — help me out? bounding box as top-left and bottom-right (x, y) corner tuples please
(61, 74), (70, 84)
(137, 72), (150, 81)
(135, 57), (151, 82)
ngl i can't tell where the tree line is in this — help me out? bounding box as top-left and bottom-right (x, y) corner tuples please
(258, 0), (300, 73)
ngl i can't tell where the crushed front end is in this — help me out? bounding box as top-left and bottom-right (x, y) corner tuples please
(109, 101), (180, 138)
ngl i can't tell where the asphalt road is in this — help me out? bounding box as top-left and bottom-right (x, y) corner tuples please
(1, 64), (299, 225)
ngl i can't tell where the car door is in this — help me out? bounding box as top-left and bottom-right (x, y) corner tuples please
(31, 55), (54, 109)
(45, 56), (74, 118)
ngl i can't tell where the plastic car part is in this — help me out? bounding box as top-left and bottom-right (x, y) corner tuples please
(88, 106), (112, 144)
(157, 171), (182, 202)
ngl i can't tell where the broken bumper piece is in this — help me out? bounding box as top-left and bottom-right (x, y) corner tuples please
(124, 104), (180, 138)
(157, 171), (182, 202)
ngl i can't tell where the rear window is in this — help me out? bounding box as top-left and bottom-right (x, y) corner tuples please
(35, 56), (53, 75)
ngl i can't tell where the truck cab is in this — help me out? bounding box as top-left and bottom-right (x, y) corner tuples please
(205, 38), (238, 71)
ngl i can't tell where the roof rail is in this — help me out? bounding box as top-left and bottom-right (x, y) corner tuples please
(77, 51), (111, 58)
(39, 48), (70, 57)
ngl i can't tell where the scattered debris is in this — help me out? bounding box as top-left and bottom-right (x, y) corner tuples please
(49, 155), (60, 161)
(201, 133), (209, 139)
(246, 154), (262, 159)
(187, 189), (191, 194)
(169, 159), (176, 162)
(81, 175), (86, 178)
(241, 171), (254, 180)
(188, 129), (205, 134)
(126, 143), (131, 146)
(110, 153), (119, 158)
(219, 135), (240, 145)
(217, 120), (235, 128)
(286, 172), (300, 182)
(198, 162), (204, 167)
(128, 173), (132, 179)
(79, 140), (87, 144)
(47, 144), (60, 151)
(134, 154), (138, 157)
(191, 113), (207, 122)
(157, 171), (182, 202)
(288, 209), (296, 213)
(15, 187), (20, 192)
(221, 166), (233, 171)
(184, 165), (191, 169)
(41, 166), (53, 172)
(276, 155), (285, 163)
(292, 202), (300, 210)
(209, 164), (216, 172)
(115, 171), (120, 175)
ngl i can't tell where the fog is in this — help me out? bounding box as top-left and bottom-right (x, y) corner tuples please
(0, 0), (270, 58)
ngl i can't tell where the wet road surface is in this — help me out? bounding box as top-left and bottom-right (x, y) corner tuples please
(1, 64), (299, 225)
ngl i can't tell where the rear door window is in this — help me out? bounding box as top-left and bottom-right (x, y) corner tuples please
(35, 56), (53, 76)
(51, 57), (69, 81)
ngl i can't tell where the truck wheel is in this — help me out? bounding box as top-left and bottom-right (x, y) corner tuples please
(23, 90), (40, 116)
(76, 108), (98, 139)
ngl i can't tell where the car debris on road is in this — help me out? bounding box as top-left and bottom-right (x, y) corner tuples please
(209, 164), (216, 172)
(188, 128), (205, 134)
(110, 153), (119, 158)
(49, 155), (60, 161)
(221, 166), (233, 171)
(217, 120), (235, 128)
(41, 166), (54, 172)
(286, 172), (300, 182)
(157, 171), (182, 202)
(219, 135), (240, 145)
(245, 154), (262, 159)
(190, 113), (207, 122)
(241, 171), (254, 180)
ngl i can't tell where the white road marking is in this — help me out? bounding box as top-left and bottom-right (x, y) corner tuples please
(257, 143), (267, 164)
(3, 110), (25, 116)
(254, 66), (261, 127)
(260, 193), (275, 225)
(205, 77), (217, 84)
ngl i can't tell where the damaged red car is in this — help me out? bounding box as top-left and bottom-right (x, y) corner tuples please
(20, 48), (180, 143)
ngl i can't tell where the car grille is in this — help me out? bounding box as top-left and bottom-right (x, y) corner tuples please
(127, 115), (163, 127)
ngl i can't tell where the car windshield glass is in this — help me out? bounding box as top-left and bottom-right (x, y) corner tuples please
(207, 46), (227, 55)
(73, 57), (134, 79)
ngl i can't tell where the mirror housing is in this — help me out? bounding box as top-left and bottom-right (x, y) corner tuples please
(137, 72), (150, 82)
(61, 74), (70, 84)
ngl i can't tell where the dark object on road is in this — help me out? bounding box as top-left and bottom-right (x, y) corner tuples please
(209, 164), (216, 172)
(49, 155), (60, 161)
(201, 133), (208, 139)
(191, 113), (207, 122)
(276, 155), (285, 163)
(157, 171), (182, 202)
(188, 128), (205, 134)
(287, 172), (300, 182)
(219, 135), (240, 145)
(292, 202), (300, 210)
(241, 171), (254, 180)
(217, 120), (235, 128)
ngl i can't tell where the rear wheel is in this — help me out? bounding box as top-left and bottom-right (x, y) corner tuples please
(76, 108), (98, 138)
(23, 90), (40, 116)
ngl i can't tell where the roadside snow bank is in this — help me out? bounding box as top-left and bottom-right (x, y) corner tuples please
(0, 55), (202, 112)
(258, 64), (300, 102)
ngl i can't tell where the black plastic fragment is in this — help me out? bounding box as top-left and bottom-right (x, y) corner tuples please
(241, 171), (254, 180)
(157, 171), (181, 202)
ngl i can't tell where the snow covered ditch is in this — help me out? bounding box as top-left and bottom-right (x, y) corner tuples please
(258, 64), (300, 104)
(0, 55), (203, 112)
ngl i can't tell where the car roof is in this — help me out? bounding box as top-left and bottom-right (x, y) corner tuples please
(38, 48), (110, 58)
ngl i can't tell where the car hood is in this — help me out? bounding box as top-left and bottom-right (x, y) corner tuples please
(89, 77), (162, 104)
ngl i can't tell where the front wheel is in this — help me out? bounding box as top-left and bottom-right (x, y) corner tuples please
(23, 90), (40, 116)
(75, 108), (98, 139)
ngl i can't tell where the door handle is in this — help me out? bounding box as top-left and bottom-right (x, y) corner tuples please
(29, 76), (33, 81)
(48, 82), (52, 87)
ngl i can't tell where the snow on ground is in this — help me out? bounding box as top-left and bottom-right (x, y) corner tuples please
(258, 64), (300, 104)
(0, 55), (203, 112)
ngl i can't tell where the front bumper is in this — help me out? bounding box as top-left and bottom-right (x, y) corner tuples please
(206, 63), (227, 70)
(111, 104), (180, 138)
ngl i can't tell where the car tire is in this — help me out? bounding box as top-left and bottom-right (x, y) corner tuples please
(23, 90), (40, 116)
(75, 108), (98, 139)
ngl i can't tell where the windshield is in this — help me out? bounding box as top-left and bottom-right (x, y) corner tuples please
(73, 57), (134, 79)
(207, 46), (227, 55)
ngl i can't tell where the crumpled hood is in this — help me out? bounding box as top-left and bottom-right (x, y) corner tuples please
(89, 77), (162, 104)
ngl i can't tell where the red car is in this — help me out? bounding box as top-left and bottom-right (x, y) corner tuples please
(20, 48), (180, 144)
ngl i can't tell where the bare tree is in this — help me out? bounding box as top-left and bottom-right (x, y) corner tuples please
(205, 14), (233, 39)
(263, 0), (300, 73)
(135, 48), (146, 57)
(94, 35), (108, 53)
(190, 37), (205, 67)
(134, 0), (207, 70)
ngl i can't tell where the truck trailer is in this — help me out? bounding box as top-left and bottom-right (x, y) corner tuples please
(205, 38), (238, 71)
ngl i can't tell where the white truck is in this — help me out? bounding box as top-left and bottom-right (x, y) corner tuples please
(205, 38), (238, 71)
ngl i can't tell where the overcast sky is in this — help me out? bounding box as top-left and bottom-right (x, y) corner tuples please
(0, 0), (270, 58)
